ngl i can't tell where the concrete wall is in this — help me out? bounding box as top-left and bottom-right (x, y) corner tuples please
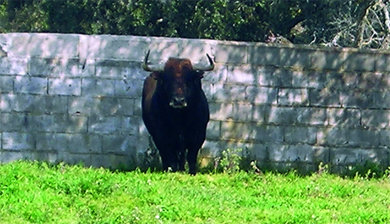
(1, 33), (390, 172)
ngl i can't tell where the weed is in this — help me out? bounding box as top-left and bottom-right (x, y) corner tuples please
(215, 148), (243, 174)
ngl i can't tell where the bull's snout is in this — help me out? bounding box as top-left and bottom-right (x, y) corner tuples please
(170, 96), (187, 108)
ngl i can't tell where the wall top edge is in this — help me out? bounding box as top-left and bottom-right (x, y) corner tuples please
(2, 32), (390, 73)
(3, 32), (390, 54)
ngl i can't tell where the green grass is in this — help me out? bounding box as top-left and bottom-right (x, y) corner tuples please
(0, 161), (390, 223)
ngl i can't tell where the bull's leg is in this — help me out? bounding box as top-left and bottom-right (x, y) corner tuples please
(187, 148), (199, 175)
(178, 150), (186, 171)
(153, 136), (178, 172)
(177, 134), (186, 171)
(160, 153), (173, 171)
(161, 150), (179, 172)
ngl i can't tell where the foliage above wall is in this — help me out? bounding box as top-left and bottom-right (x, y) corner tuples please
(0, 0), (389, 49)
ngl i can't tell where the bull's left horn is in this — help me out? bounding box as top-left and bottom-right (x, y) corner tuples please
(142, 50), (164, 72)
(194, 54), (214, 71)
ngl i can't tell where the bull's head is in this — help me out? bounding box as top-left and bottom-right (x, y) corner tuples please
(142, 50), (214, 109)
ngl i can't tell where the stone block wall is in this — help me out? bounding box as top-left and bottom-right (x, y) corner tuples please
(1, 33), (390, 172)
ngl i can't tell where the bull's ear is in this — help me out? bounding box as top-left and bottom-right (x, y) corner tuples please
(151, 72), (161, 80)
(194, 70), (205, 79)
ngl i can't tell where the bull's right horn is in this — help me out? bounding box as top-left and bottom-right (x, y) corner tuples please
(142, 50), (164, 72)
(193, 54), (215, 71)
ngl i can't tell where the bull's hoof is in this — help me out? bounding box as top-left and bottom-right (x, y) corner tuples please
(189, 169), (197, 176)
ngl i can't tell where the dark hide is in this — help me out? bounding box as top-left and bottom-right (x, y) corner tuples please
(142, 58), (210, 174)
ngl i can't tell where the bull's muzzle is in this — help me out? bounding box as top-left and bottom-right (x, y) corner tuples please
(170, 96), (187, 108)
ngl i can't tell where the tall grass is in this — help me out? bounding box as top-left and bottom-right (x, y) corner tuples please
(0, 161), (389, 223)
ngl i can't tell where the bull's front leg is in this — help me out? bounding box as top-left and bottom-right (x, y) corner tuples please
(152, 134), (179, 172)
(187, 147), (200, 175)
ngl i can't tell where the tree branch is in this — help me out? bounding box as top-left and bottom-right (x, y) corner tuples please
(355, 0), (377, 48)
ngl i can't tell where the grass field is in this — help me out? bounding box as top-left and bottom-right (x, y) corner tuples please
(0, 161), (390, 224)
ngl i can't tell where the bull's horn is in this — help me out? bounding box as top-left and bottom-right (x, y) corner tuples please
(142, 50), (164, 72)
(193, 54), (215, 71)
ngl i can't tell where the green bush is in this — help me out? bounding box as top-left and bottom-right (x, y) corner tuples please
(0, 0), (342, 44)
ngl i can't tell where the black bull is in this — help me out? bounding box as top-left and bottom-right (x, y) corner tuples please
(141, 50), (214, 174)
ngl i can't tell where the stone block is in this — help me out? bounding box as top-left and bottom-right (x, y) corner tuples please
(2, 132), (35, 150)
(0, 94), (68, 114)
(201, 140), (268, 162)
(343, 52), (377, 72)
(309, 88), (341, 107)
(249, 143), (269, 162)
(221, 121), (283, 143)
(27, 151), (59, 163)
(95, 60), (147, 79)
(49, 78), (81, 96)
(249, 45), (281, 66)
(278, 88), (309, 106)
(361, 110), (390, 129)
(379, 130), (390, 146)
(245, 86), (277, 105)
(226, 64), (257, 85)
(114, 78), (143, 98)
(35, 133), (68, 151)
(82, 78), (143, 98)
(28, 114), (88, 133)
(330, 148), (388, 166)
(0, 113), (28, 132)
(249, 45), (312, 69)
(296, 107), (327, 126)
(309, 50), (344, 71)
(327, 108), (361, 127)
(14, 76), (47, 94)
(6, 33), (79, 58)
(267, 144), (329, 163)
(351, 72), (390, 90)
(215, 42), (247, 64)
(340, 90), (390, 109)
(265, 106), (327, 126)
(206, 120), (221, 140)
(0, 76), (13, 93)
(202, 64), (227, 84)
(102, 134), (138, 155)
(232, 103), (264, 122)
(209, 102), (264, 122)
(56, 152), (91, 166)
(80, 58), (95, 77)
(209, 102), (234, 121)
(317, 128), (380, 148)
(200, 140), (222, 158)
(68, 134), (102, 153)
(81, 34), (149, 60)
(0, 57), (28, 75)
(226, 65), (293, 87)
(133, 98), (142, 116)
(29, 58), (80, 77)
(68, 96), (100, 115)
(0, 151), (25, 163)
(284, 126), (317, 145)
(88, 116), (139, 135)
(264, 106), (297, 125)
(292, 70), (324, 89)
(99, 98), (134, 116)
(82, 78), (115, 96)
(210, 83), (246, 102)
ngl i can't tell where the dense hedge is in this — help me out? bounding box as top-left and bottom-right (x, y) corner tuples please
(0, 0), (375, 46)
